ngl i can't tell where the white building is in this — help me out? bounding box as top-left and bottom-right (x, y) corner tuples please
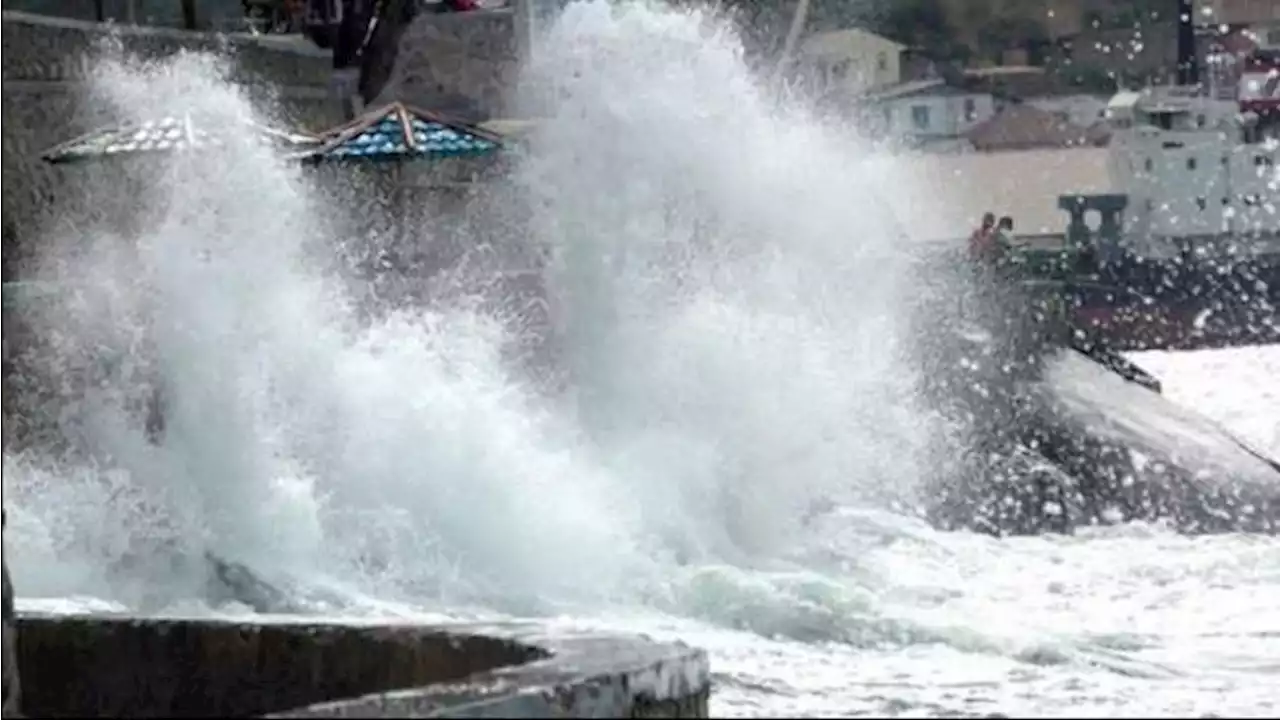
(861, 79), (997, 148)
(1104, 88), (1280, 252)
(798, 27), (904, 96)
(1199, 0), (1280, 27)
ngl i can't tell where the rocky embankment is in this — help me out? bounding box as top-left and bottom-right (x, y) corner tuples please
(913, 259), (1280, 536)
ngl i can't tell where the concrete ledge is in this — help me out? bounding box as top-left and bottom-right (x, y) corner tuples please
(1, 10), (333, 85)
(14, 614), (711, 718)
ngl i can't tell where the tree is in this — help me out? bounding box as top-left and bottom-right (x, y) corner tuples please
(702, 0), (971, 63)
(977, 16), (1049, 64)
(851, 0), (952, 48)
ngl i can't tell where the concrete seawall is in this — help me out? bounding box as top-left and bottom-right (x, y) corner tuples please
(12, 613), (711, 718)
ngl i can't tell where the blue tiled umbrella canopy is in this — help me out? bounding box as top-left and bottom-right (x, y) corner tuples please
(41, 114), (321, 164)
(305, 102), (503, 162)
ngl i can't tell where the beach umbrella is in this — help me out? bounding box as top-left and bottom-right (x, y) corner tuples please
(41, 113), (322, 165)
(296, 101), (503, 163)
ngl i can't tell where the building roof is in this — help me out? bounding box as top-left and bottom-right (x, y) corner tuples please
(964, 103), (1104, 152)
(960, 65), (1061, 99)
(40, 114), (320, 164)
(1106, 91), (1143, 113)
(964, 65), (1046, 78)
(862, 79), (964, 102)
(302, 102), (504, 163)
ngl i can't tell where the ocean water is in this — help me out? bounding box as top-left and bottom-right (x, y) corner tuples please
(3, 2), (1278, 717)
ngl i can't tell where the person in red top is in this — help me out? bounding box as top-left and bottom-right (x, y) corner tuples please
(968, 212), (997, 264)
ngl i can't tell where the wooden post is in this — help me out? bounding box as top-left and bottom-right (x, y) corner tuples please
(776, 0), (812, 83)
(514, 0), (535, 64)
(181, 0), (199, 30)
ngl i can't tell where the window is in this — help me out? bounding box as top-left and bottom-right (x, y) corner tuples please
(877, 52), (888, 72)
(1257, 156), (1275, 167)
(1196, 197), (1207, 211)
(831, 59), (851, 80)
(1143, 158), (1153, 172)
(1186, 157), (1197, 170)
(1196, 114), (1206, 128)
(963, 98), (977, 122)
(911, 105), (931, 130)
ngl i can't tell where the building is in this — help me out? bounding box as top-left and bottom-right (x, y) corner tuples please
(870, 147), (1112, 240)
(1049, 21), (1181, 87)
(1200, 0), (1280, 26)
(1027, 93), (1110, 128)
(963, 65), (1059, 99)
(1103, 87), (1280, 246)
(798, 27), (905, 96)
(964, 103), (1107, 152)
(861, 79), (998, 149)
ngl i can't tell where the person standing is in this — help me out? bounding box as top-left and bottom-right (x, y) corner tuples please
(968, 212), (998, 264)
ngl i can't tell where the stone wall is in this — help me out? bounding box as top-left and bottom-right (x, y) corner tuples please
(0, 10), (344, 276)
(361, 8), (522, 120)
(13, 614), (711, 718)
(1, 8), (527, 276)
(0, 10), (531, 452)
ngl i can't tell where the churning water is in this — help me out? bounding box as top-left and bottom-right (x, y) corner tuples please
(3, 1), (1278, 716)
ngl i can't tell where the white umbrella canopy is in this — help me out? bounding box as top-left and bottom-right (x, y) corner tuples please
(40, 112), (323, 165)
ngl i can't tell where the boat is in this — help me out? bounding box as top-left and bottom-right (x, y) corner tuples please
(998, 9), (1280, 352)
(914, 261), (1280, 537)
(913, 10), (1280, 536)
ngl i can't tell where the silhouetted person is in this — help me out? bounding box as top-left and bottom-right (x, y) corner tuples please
(968, 211), (997, 264)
